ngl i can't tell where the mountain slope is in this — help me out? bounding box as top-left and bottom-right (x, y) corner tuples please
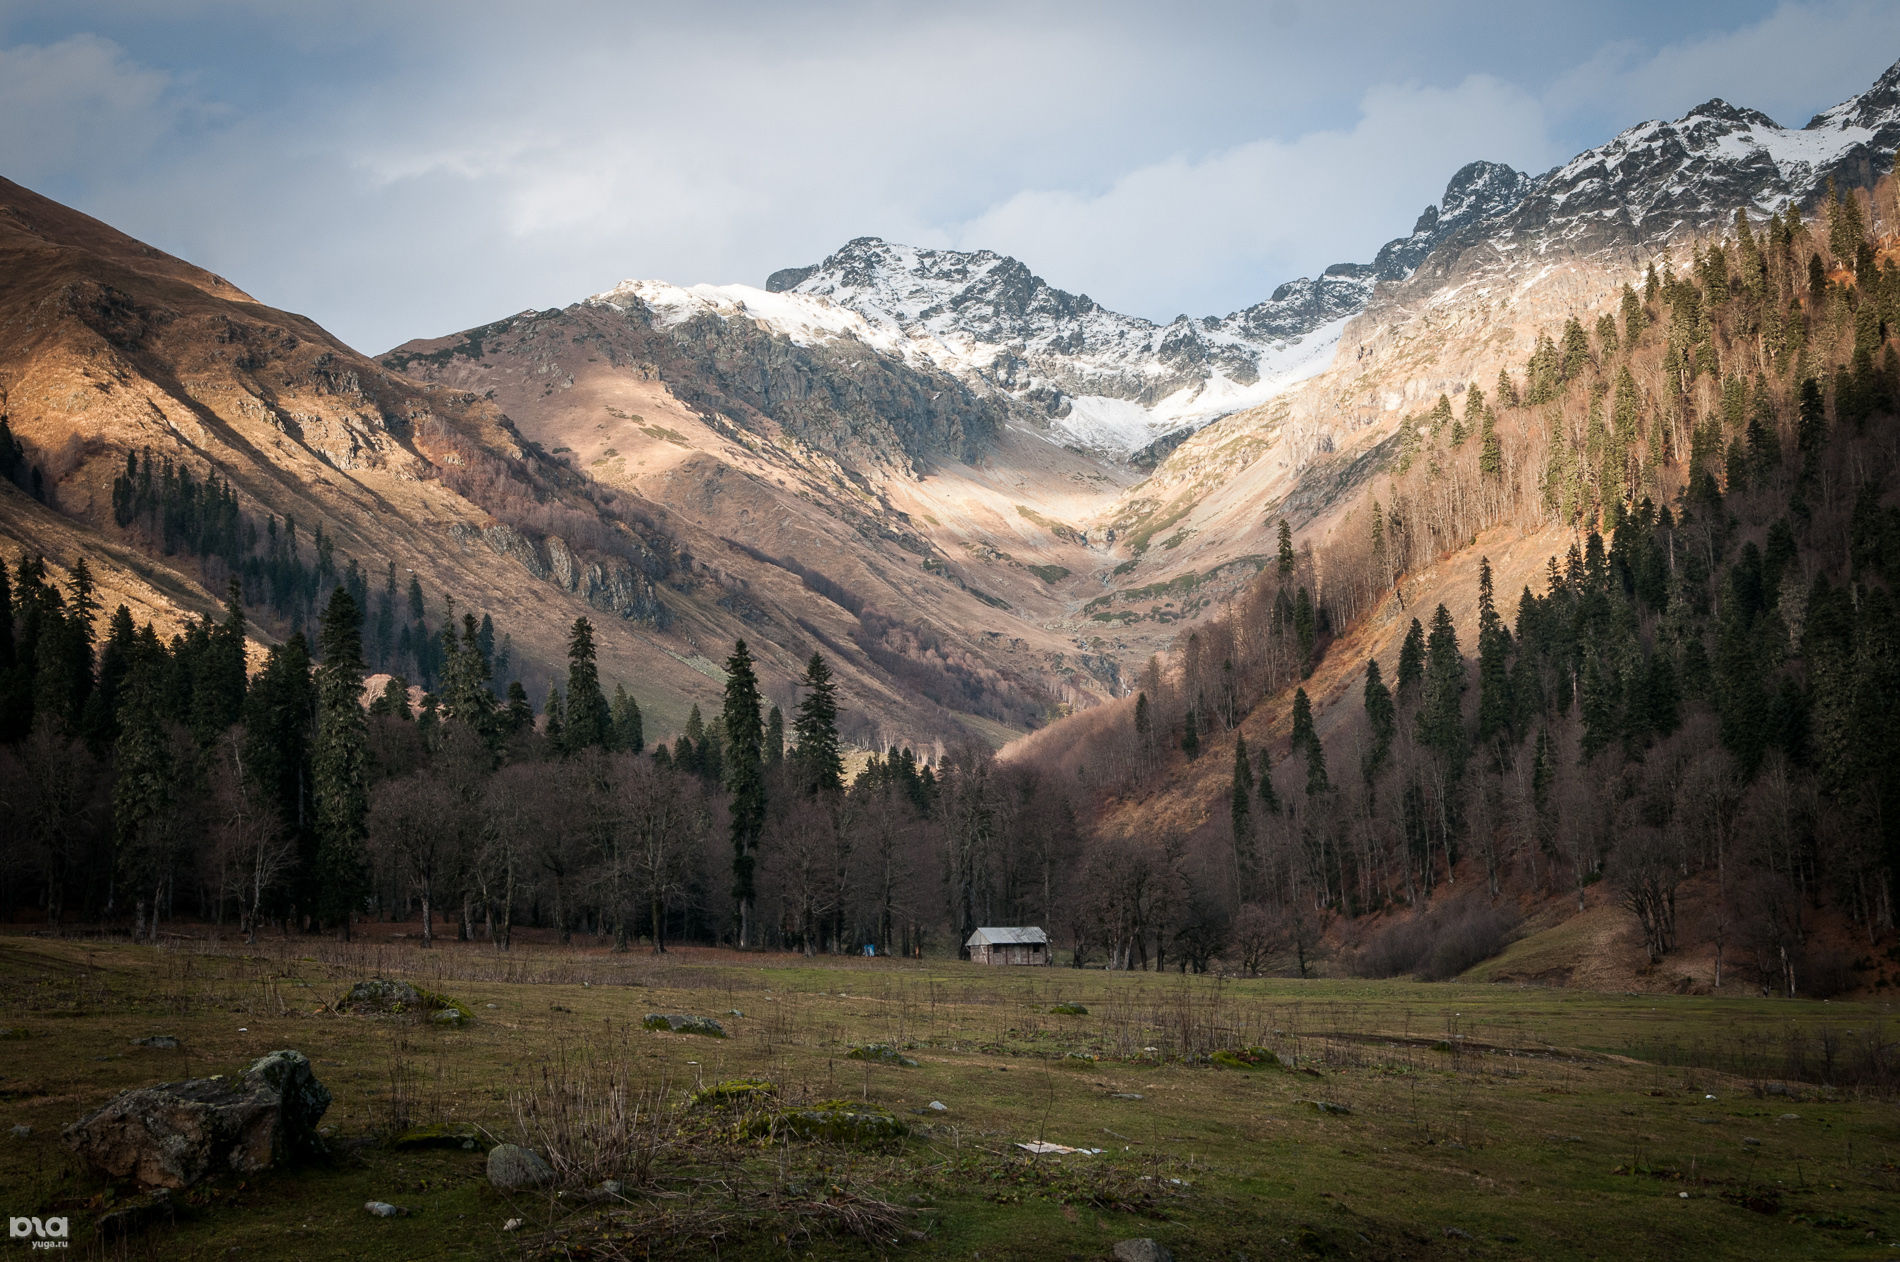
(0, 176), (1070, 746)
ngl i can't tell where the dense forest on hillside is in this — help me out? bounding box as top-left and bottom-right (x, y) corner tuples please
(2, 178), (1898, 995)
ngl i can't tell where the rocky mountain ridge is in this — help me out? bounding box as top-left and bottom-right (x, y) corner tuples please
(758, 160), (1534, 454)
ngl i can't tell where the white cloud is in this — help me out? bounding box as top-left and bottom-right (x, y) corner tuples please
(1544, 0), (1900, 133)
(0, 35), (181, 184)
(943, 76), (1563, 320)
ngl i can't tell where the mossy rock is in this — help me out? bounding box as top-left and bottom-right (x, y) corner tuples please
(1049, 1003), (1089, 1016)
(1061, 1051), (1098, 1066)
(688, 1078), (778, 1111)
(337, 979), (471, 1023)
(393, 1122), (483, 1150)
(846, 1043), (918, 1067)
(642, 1013), (727, 1037)
(746, 1100), (908, 1145)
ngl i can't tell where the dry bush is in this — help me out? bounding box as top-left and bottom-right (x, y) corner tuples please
(510, 1030), (675, 1188)
(1353, 897), (1520, 981)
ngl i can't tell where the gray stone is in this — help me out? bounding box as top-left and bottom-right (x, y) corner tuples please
(337, 979), (423, 1013)
(1112, 1239), (1175, 1262)
(927, 1101), (947, 1112)
(364, 1201), (405, 1217)
(641, 1013), (726, 1037)
(134, 1035), (180, 1050)
(9, 1124), (31, 1139)
(487, 1143), (554, 1191)
(64, 1049), (330, 1190)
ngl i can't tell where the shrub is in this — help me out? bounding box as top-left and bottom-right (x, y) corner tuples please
(1352, 899), (1520, 981)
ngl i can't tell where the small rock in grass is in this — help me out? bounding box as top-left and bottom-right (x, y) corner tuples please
(928, 1101), (947, 1112)
(597, 1179), (622, 1197)
(486, 1143), (554, 1190)
(1443, 1226), (1472, 1240)
(503, 1217), (523, 1232)
(134, 1035), (180, 1049)
(485, 1004), (498, 1010)
(846, 1043), (918, 1067)
(1313, 1100), (1352, 1116)
(1112, 1239), (1175, 1262)
(641, 1013), (726, 1038)
(365, 1201), (405, 1217)
(1111, 1092), (1144, 1100)
(1779, 1113), (1799, 1120)
(10, 1124), (32, 1139)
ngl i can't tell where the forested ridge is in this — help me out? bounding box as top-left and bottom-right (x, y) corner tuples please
(3, 177), (1900, 995)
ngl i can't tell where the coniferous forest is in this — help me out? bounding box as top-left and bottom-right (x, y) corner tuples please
(3, 182), (1900, 999)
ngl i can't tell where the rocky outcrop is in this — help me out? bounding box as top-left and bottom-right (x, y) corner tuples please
(448, 523), (669, 629)
(64, 1050), (331, 1190)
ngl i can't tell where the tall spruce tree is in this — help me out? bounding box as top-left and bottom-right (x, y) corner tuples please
(561, 617), (610, 752)
(611, 684), (644, 753)
(1475, 559), (1513, 745)
(791, 652), (843, 796)
(1363, 658), (1395, 784)
(722, 640), (767, 946)
(1417, 603), (1467, 775)
(312, 588), (369, 939)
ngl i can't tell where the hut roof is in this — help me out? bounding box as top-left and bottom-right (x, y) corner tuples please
(965, 926), (1049, 947)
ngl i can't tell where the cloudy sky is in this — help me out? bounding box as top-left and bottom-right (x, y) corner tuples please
(3, 1), (1897, 353)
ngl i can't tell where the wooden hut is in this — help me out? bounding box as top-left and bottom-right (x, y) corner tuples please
(965, 926), (1050, 965)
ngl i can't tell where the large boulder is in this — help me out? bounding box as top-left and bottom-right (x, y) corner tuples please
(64, 1050), (331, 1190)
(486, 1142), (554, 1190)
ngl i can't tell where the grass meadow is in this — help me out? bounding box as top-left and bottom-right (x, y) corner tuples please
(1, 933), (1895, 1260)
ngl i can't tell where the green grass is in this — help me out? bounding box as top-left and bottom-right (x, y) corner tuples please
(1025, 564), (1070, 584)
(2, 936), (1895, 1260)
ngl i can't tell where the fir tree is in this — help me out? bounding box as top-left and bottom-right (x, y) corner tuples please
(1396, 617), (1426, 697)
(1417, 603), (1466, 775)
(791, 652), (843, 796)
(1363, 658), (1394, 783)
(1181, 707), (1201, 760)
(1276, 519), (1295, 577)
(764, 704), (784, 766)
(1256, 742), (1280, 815)
(1475, 559), (1513, 744)
(503, 680), (533, 733)
(312, 588), (369, 939)
(1231, 734), (1253, 848)
(611, 684), (644, 753)
(112, 655), (176, 943)
(542, 684), (565, 744)
(1290, 686), (1316, 754)
(722, 639), (767, 945)
(561, 617), (610, 752)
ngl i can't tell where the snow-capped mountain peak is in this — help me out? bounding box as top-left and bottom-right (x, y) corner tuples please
(760, 160), (1535, 455)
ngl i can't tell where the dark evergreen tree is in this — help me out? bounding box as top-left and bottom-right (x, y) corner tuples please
(1362, 658), (1394, 784)
(764, 704), (784, 767)
(722, 639), (767, 945)
(312, 588), (369, 938)
(791, 652), (843, 796)
(561, 617), (610, 752)
(610, 684), (644, 753)
(1396, 617), (1426, 698)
